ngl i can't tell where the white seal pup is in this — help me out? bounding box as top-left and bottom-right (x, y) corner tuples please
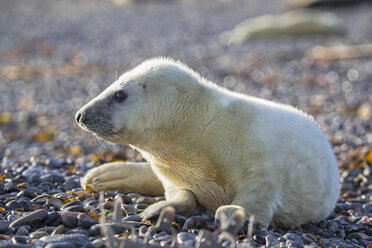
(76, 57), (340, 228)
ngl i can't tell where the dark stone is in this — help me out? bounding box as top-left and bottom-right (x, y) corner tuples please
(90, 223), (123, 236)
(5, 201), (22, 211)
(9, 209), (48, 228)
(77, 213), (98, 228)
(41, 234), (89, 246)
(63, 205), (85, 212)
(45, 242), (77, 248)
(44, 212), (60, 225)
(16, 190), (36, 199)
(345, 232), (368, 241)
(0, 221), (9, 233)
(40, 173), (65, 183)
(11, 235), (29, 244)
(122, 215), (142, 222)
(116, 194), (132, 204)
(61, 200), (83, 210)
(253, 234), (266, 245)
(61, 211), (79, 228)
(17, 200), (32, 212)
(63, 180), (80, 191)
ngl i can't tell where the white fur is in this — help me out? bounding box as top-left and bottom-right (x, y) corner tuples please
(77, 57), (340, 228)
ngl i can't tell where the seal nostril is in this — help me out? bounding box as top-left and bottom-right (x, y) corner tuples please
(76, 112), (82, 123)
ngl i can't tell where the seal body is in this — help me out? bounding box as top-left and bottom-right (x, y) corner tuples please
(76, 58), (340, 228)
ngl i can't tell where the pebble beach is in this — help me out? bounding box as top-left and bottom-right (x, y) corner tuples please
(0, 0), (371, 247)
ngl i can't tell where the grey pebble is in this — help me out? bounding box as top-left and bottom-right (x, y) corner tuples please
(253, 234), (265, 245)
(30, 231), (49, 239)
(61, 211), (79, 228)
(63, 205), (86, 212)
(345, 232), (369, 240)
(327, 220), (338, 232)
(90, 223), (123, 236)
(40, 233), (89, 246)
(134, 203), (149, 210)
(77, 213), (98, 228)
(301, 233), (315, 245)
(92, 239), (105, 247)
(0, 241), (29, 248)
(51, 225), (65, 235)
(16, 190), (36, 199)
(345, 225), (364, 233)
(40, 173), (65, 183)
(122, 215), (142, 222)
(160, 239), (172, 246)
(64, 179), (80, 191)
(265, 234), (278, 247)
(97, 201), (113, 210)
(123, 205), (136, 215)
(284, 232), (304, 246)
(47, 198), (63, 209)
(0, 220), (9, 233)
(61, 200), (82, 210)
(177, 232), (197, 244)
(7, 215), (18, 223)
(9, 209), (48, 228)
(136, 196), (156, 205)
(44, 212), (60, 225)
(11, 235), (28, 244)
(5, 201), (22, 211)
(15, 226), (29, 236)
(45, 242), (76, 248)
(116, 194), (132, 204)
(17, 201), (32, 212)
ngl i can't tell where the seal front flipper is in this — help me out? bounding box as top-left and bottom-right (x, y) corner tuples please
(81, 161), (164, 196)
(141, 188), (197, 220)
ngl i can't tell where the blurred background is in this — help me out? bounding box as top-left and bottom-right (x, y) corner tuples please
(0, 0), (371, 164)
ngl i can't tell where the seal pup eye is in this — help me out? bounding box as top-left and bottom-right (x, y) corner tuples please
(114, 90), (128, 103)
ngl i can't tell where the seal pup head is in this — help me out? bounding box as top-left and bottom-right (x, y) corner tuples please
(75, 57), (206, 145)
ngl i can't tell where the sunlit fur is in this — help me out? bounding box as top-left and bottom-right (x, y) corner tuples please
(77, 57), (340, 228)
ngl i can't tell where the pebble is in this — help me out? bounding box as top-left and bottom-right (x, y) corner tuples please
(177, 232), (197, 244)
(17, 201), (32, 212)
(9, 209), (48, 228)
(0, 242), (29, 248)
(265, 234), (278, 247)
(90, 223), (123, 236)
(40, 173), (65, 183)
(134, 203), (149, 209)
(51, 225), (65, 235)
(16, 190), (36, 199)
(44, 212), (60, 225)
(284, 232), (304, 247)
(45, 242), (76, 248)
(0, 221), (9, 234)
(63, 205), (86, 212)
(61, 200), (83, 210)
(77, 213), (98, 228)
(345, 232), (369, 241)
(30, 231), (49, 239)
(253, 234), (266, 245)
(5, 201), (22, 211)
(47, 198), (63, 209)
(122, 215), (142, 222)
(40, 234), (89, 246)
(15, 226), (29, 236)
(61, 211), (79, 228)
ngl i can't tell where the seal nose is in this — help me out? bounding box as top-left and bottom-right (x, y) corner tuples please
(75, 111), (82, 124)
